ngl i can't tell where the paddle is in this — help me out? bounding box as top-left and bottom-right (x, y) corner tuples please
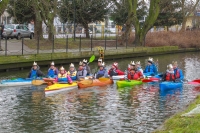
(88, 55), (95, 64)
(119, 77), (160, 83)
(32, 80), (47, 86)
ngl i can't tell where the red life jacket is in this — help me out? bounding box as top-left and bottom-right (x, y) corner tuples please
(127, 71), (141, 80)
(174, 69), (180, 79)
(165, 72), (175, 81)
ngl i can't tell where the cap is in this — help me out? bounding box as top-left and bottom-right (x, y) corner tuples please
(83, 59), (87, 64)
(100, 62), (105, 67)
(167, 64), (173, 69)
(136, 61), (140, 65)
(79, 61), (83, 66)
(148, 57), (153, 63)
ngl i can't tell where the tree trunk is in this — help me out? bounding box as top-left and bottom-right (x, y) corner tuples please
(47, 18), (55, 41)
(83, 24), (90, 38)
(34, 18), (43, 39)
(121, 21), (132, 45)
(180, 17), (187, 32)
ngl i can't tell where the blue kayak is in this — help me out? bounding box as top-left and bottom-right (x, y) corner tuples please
(57, 76), (77, 82)
(159, 81), (183, 91)
(0, 78), (36, 86)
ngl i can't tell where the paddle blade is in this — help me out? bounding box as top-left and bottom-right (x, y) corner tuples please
(89, 55), (95, 63)
(188, 81), (200, 85)
(192, 79), (200, 83)
(98, 77), (110, 81)
(32, 80), (46, 86)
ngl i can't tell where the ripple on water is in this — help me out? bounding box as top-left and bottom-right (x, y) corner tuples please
(0, 52), (200, 132)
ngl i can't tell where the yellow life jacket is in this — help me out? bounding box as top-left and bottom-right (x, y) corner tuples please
(67, 71), (77, 76)
(58, 73), (67, 78)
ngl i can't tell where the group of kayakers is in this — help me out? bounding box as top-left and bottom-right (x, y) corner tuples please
(28, 56), (184, 83)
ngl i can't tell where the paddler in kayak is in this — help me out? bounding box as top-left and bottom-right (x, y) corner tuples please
(47, 61), (58, 78)
(136, 61), (143, 74)
(128, 61), (136, 71)
(127, 61), (143, 80)
(172, 61), (184, 82)
(162, 64), (175, 82)
(96, 62), (108, 79)
(143, 57), (158, 76)
(77, 61), (87, 80)
(67, 63), (77, 77)
(28, 62), (45, 79)
(108, 62), (124, 77)
(56, 66), (72, 83)
(82, 59), (91, 76)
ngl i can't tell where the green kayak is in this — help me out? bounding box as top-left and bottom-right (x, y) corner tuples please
(116, 80), (143, 88)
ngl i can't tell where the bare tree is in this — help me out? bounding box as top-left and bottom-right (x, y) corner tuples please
(180, 0), (200, 31)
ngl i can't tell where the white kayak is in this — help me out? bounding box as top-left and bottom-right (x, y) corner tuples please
(111, 75), (125, 80)
(0, 78), (33, 87)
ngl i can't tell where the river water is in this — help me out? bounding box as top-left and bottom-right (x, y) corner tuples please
(0, 52), (200, 132)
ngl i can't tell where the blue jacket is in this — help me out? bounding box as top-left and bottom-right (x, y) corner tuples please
(144, 64), (158, 75)
(174, 68), (184, 80)
(28, 68), (44, 78)
(47, 68), (58, 78)
(96, 69), (108, 79)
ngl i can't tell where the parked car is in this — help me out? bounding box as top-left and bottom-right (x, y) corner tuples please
(2, 24), (34, 40)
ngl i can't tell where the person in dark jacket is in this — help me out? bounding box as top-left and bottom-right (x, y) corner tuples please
(28, 62), (45, 78)
(82, 59), (91, 75)
(77, 61), (87, 80)
(96, 62), (108, 79)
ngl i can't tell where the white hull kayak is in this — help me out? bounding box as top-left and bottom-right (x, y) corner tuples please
(111, 75), (125, 80)
(45, 86), (78, 96)
(0, 81), (32, 87)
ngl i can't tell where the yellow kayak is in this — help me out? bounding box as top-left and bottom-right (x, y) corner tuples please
(45, 82), (78, 95)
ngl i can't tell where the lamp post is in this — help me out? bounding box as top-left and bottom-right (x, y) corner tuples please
(69, 0), (76, 41)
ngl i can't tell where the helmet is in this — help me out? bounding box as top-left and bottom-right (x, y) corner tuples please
(172, 61), (178, 66)
(60, 66), (65, 71)
(50, 61), (55, 66)
(167, 64), (173, 69)
(112, 62), (118, 69)
(70, 63), (74, 67)
(83, 59), (87, 64)
(129, 61), (135, 66)
(33, 61), (37, 66)
(79, 61), (83, 66)
(147, 57), (153, 63)
(98, 58), (102, 62)
(136, 61), (140, 65)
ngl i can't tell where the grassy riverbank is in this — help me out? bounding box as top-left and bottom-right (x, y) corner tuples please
(153, 95), (200, 133)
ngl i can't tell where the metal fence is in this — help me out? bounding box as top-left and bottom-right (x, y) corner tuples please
(0, 24), (182, 56)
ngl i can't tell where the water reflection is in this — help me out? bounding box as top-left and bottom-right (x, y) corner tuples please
(0, 52), (200, 132)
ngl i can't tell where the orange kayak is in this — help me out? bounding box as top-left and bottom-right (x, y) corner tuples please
(78, 78), (113, 88)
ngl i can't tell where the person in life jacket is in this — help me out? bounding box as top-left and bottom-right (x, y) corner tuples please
(77, 61), (87, 80)
(96, 62), (108, 79)
(67, 63), (77, 77)
(57, 66), (72, 83)
(136, 61), (143, 74)
(128, 61), (136, 71)
(143, 57), (158, 76)
(172, 61), (184, 82)
(108, 62), (125, 77)
(28, 62), (45, 78)
(162, 64), (175, 82)
(127, 68), (143, 80)
(82, 59), (91, 76)
(47, 61), (59, 78)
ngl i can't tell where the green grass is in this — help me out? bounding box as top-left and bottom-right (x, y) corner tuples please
(153, 95), (200, 133)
